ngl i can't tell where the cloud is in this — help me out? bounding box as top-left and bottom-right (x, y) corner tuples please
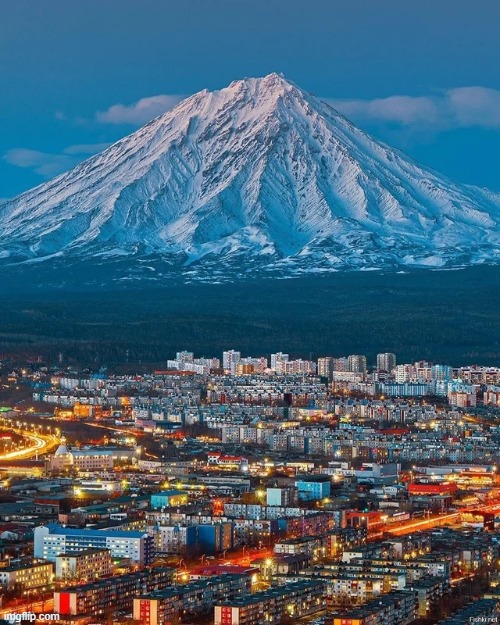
(4, 143), (112, 178)
(4, 149), (77, 177)
(326, 86), (500, 130)
(96, 94), (183, 125)
(331, 96), (440, 126)
(446, 86), (500, 128)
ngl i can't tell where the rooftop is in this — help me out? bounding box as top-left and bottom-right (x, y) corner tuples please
(37, 524), (148, 539)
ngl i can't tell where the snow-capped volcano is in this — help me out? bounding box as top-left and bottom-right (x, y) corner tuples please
(1, 73), (499, 282)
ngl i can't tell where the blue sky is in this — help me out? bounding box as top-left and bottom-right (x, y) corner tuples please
(2, 0), (500, 199)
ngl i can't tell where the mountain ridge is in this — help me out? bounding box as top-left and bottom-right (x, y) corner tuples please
(1, 73), (499, 283)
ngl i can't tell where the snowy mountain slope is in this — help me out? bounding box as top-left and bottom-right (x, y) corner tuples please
(0, 73), (499, 281)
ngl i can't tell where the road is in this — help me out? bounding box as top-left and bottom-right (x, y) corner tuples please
(228, 547), (274, 567)
(384, 501), (500, 536)
(177, 546), (273, 573)
(384, 512), (460, 536)
(0, 427), (59, 461)
(0, 597), (54, 620)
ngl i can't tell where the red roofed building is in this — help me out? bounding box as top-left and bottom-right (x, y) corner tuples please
(408, 481), (458, 495)
(207, 453), (249, 471)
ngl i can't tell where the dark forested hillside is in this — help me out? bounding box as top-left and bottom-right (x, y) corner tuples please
(0, 266), (499, 368)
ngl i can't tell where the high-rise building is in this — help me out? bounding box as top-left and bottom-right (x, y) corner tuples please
(281, 359), (316, 375)
(376, 353), (396, 372)
(271, 352), (289, 372)
(347, 355), (367, 375)
(431, 364), (453, 381)
(176, 351), (194, 365)
(238, 356), (268, 373)
(393, 364), (412, 383)
(222, 350), (241, 375)
(332, 357), (349, 372)
(317, 357), (334, 380)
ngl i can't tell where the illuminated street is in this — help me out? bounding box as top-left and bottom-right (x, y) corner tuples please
(0, 423), (60, 461)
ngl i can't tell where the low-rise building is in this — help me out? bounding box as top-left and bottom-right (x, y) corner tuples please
(0, 560), (54, 590)
(295, 476), (331, 501)
(135, 574), (252, 625)
(55, 548), (112, 581)
(434, 598), (498, 625)
(214, 580), (327, 625)
(48, 441), (139, 474)
(54, 567), (175, 617)
(330, 591), (416, 625)
(274, 536), (326, 559)
(407, 576), (450, 617)
(150, 490), (189, 509)
(34, 524), (153, 564)
(255, 554), (310, 580)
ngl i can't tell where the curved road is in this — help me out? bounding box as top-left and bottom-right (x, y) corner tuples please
(0, 427), (60, 461)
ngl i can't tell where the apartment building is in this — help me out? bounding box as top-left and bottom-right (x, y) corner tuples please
(214, 580), (327, 625)
(34, 524), (153, 564)
(54, 568), (175, 617)
(135, 574), (252, 625)
(55, 548), (112, 581)
(330, 591), (416, 625)
(377, 353), (396, 372)
(0, 560), (54, 590)
(407, 576), (450, 617)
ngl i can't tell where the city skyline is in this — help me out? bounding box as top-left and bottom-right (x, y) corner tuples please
(0, 348), (499, 623)
(0, 2), (499, 624)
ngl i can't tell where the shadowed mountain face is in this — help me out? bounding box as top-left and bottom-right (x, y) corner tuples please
(0, 73), (499, 287)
